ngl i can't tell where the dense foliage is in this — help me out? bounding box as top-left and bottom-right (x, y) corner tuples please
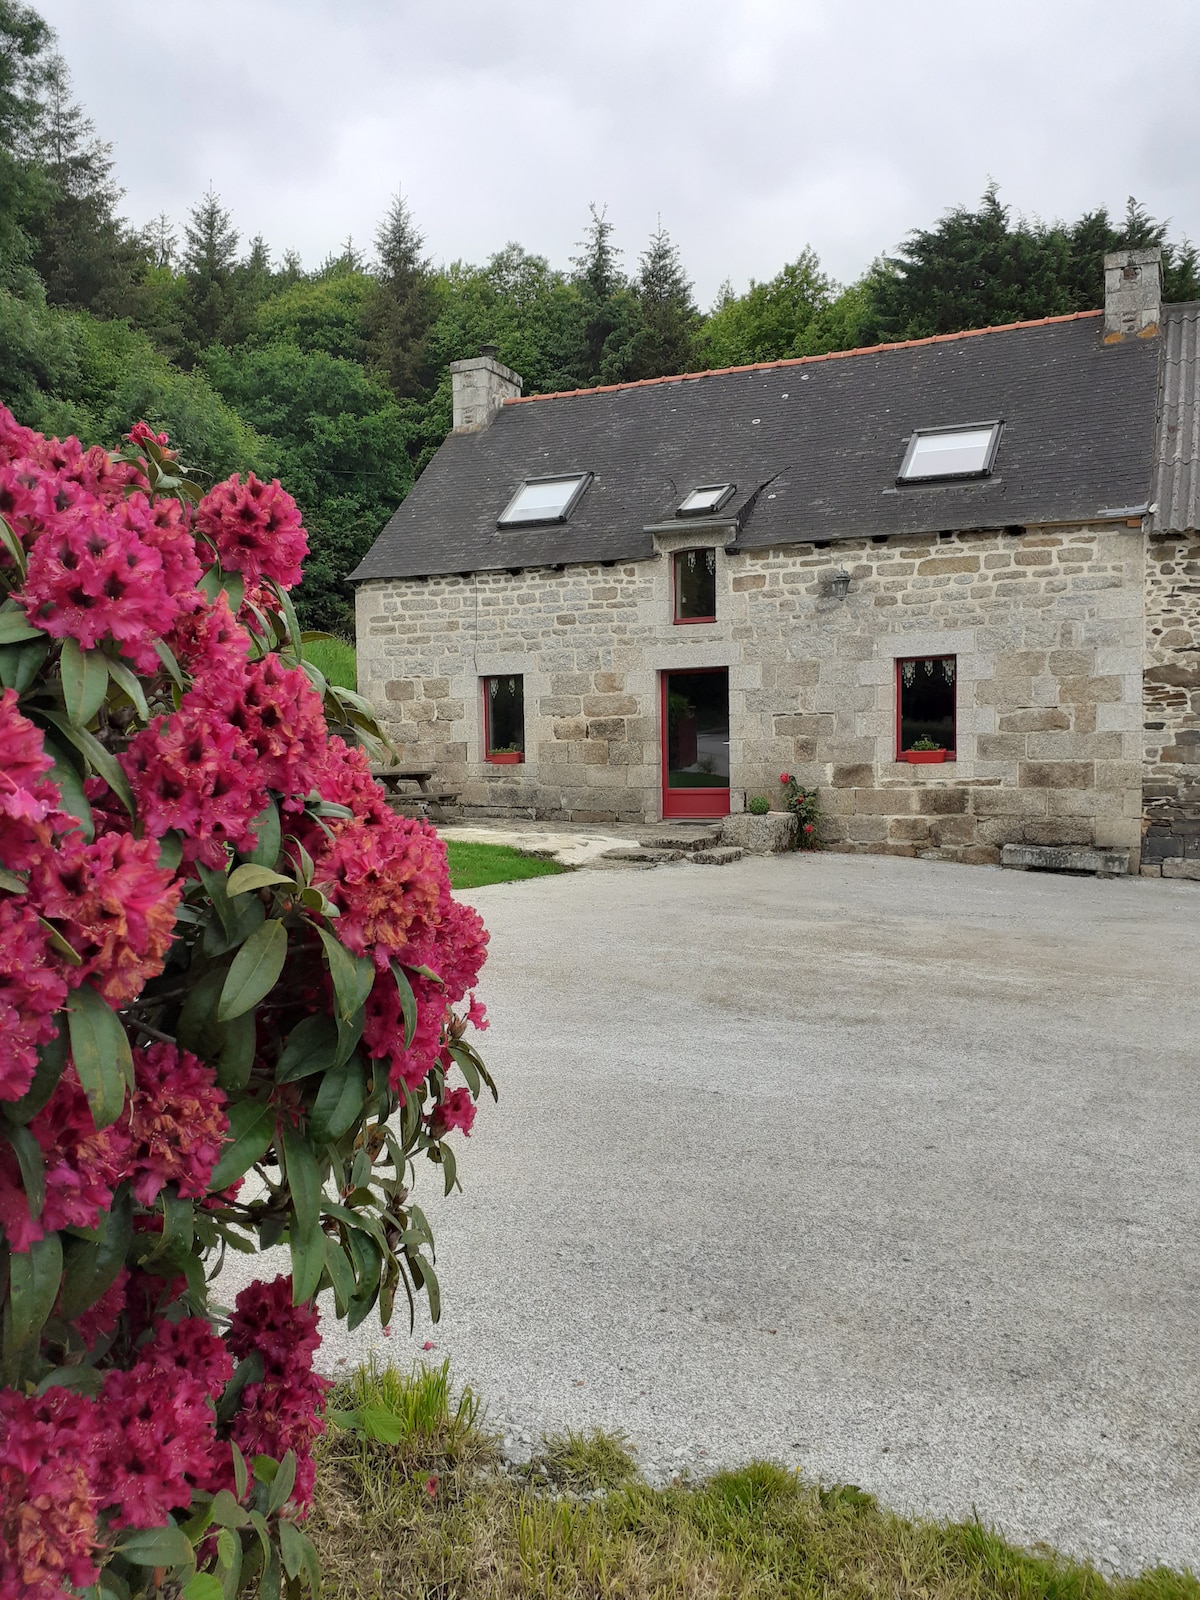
(2, 3), (1197, 635)
(0, 408), (493, 1598)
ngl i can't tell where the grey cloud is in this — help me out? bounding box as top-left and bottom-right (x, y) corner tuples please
(34, 0), (1200, 303)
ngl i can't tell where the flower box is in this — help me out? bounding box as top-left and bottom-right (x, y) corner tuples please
(903, 749), (948, 764)
(486, 751), (523, 765)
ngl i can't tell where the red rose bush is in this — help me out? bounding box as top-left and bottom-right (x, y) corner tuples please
(0, 409), (493, 1598)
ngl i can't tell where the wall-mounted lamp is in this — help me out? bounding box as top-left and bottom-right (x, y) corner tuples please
(828, 568), (851, 601)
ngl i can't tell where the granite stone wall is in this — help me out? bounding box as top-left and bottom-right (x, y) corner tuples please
(1142, 535), (1200, 879)
(355, 523), (1147, 865)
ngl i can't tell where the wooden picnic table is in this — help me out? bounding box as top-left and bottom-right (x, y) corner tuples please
(369, 763), (460, 823)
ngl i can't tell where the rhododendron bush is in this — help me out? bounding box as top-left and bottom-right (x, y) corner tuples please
(0, 408), (494, 1600)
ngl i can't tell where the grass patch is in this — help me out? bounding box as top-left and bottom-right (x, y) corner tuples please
(446, 840), (568, 890)
(309, 1363), (1200, 1600)
(303, 635), (357, 690)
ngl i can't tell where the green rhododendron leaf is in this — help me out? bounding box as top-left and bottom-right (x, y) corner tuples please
(3, 1123), (45, 1218)
(115, 1522), (196, 1569)
(0, 606), (43, 644)
(66, 982), (131, 1130)
(226, 863), (294, 896)
(209, 1100), (276, 1189)
(276, 1014), (338, 1082)
(6, 1230), (62, 1358)
(217, 918), (287, 1021)
(317, 926), (373, 1021)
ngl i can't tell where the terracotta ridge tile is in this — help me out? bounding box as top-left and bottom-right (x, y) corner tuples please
(502, 310), (1106, 406)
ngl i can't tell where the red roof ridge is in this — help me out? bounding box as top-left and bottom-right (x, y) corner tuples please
(502, 309), (1105, 406)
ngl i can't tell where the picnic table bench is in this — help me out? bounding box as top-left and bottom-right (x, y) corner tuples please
(369, 763), (460, 823)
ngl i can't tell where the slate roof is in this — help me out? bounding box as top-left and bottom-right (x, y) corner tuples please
(351, 310), (1164, 582)
(1150, 302), (1200, 535)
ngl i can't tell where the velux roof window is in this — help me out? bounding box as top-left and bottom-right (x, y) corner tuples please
(898, 423), (1002, 483)
(676, 483), (735, 517)
(497, 473), (591, 527)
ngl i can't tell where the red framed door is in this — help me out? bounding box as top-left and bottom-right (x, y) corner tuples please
(661, 668), (730, 819)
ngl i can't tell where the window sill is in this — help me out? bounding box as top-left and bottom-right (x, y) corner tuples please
(485, 752), (524, 765)
(893, 753), (957, 765)
(673, 615), (717, 626)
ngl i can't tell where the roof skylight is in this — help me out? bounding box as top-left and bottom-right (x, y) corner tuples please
(898, 423), (1002, 482)
(498, 473), (591, 527)
(676, 483), (735, 517)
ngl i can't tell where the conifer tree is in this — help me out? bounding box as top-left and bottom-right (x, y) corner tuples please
(622, 218), (699, 379)
(0, 0), (53, 283)
(28, 52), (140, 314)
(179, 185), (241, 359)
(570, 202), (629, 382)
(363, 191), (437, 398)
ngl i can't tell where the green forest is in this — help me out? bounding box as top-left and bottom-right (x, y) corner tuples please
(3, 1), (1198, 634)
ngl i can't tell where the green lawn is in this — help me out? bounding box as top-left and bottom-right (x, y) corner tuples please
(311, 1362), (1199, 1600)
(445, 840), (568, 889)
(303, 636), (357, 691)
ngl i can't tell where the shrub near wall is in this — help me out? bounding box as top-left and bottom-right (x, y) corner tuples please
(0, 410), (493, 1599)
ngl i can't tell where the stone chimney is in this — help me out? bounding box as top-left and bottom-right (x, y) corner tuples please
(1103, 247), (1162, 342)
(450, 344), (522, 432)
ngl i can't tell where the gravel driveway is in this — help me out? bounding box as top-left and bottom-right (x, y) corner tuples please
(241, 853), (1200, 1574)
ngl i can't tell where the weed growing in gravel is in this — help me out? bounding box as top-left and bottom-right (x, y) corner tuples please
(535, 1427), (640, 1492)
(308, 1364), (1200, 1600)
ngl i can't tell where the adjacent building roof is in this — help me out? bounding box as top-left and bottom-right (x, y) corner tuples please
(352, 310), (1164, 583)
(1150, 303), (1200, 535)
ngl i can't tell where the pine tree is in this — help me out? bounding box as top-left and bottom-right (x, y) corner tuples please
(27, 52), (140, 314)
(621, 218), (699, 380)
(0, 0), (54, 283)
(179, 186), (241, 359)
(569, 203), (628, 382)
(363, 191), (437, 398)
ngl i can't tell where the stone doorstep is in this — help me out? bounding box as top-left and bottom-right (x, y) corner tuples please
(601, 847), (687, 863)
(999, 843), (1133, 878)
(637, 829), (723, 851)
(689, 845), (746, 866)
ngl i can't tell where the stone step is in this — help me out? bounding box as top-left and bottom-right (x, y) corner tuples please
(600, 847), (686, 864)
(638, 830), (722, 852)
(1000, 843), (1132, 878)
(689, 845), (745, 866)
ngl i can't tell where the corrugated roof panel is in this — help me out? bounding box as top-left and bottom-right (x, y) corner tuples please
(1151, 303), (1200, 535)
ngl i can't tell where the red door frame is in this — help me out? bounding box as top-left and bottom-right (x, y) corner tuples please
(660, 667), (731, 819)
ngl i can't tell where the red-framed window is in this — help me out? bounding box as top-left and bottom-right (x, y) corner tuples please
(896, 655), (957, 759)
(483, 675), (525, 763)
(673, 547), (717, 624)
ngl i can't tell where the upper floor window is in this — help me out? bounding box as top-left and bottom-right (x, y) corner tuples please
(898, 422), (1001, 483)
(674, 548), (717, 624)
(676, 483), (735, 517)
(498, 473), (591, 527)
(897, 655), (956, 760)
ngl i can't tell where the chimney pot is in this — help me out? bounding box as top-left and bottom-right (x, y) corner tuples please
(1103, 247), (1162, 341)
(448, 349), (522, 433)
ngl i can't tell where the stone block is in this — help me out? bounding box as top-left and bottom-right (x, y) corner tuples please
(593, 672), (625, 693)
(552, 718), (586, 740)
(1018, 761), (1094, 789)
(997, 708), (1070, 733)
(1163, 860), (1200, 881)
(975, 733), (1027, 761)
(915, 787), (969, 814)
(586, 718), (626, 739)
(831, 764), (874, 788)
(1001, 843), (1132, 876)
(719, 813), (799, 853)
(423, 678), (450, 698)
(384, 679), (416, 701)
(582, 694), (640, 717)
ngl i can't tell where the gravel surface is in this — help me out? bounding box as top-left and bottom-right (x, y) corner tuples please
(220, 853), (1200, 1575)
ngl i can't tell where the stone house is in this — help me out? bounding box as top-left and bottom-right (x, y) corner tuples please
(352, 249), (1200, 877)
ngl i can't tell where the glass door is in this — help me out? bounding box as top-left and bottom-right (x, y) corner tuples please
(661, 668), (730, 818)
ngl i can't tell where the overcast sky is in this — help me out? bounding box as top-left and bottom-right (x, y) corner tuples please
(33, 0), (1200, 306)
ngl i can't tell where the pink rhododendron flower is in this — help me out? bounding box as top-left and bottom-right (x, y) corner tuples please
(18, 497), (183, 673)
(126, 1043), (228, 1205)
(0, 1386), (103, 1600)
(122, 690), (267, 867)
(124, 490), (203, 602)
(0, 689), (63, 870)
(31, 829), (181, 1005)
(207, 653), (328, 802)
(226, 1275), (332, 1511)
(0, 897), (68, 1104)
(196, 472), (308, 590)
(0, 1066), (131, 1251)
(125, 421), (169, 448)
(313, 814), (443, 964)
(98, 1352), (223, 1528)
(430, 1086), (476, 1139)
(71, 1268), (128, 1352)
(165, 590), (249, 682)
